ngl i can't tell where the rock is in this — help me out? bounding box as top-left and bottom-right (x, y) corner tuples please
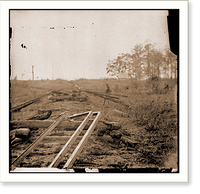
(15, 128), (31, 138)
(48, 95), (53, 99)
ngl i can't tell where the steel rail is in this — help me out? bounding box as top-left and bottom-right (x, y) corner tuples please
(49, 111), (93, 168)
(63, 111), (101, 169)
(11, 110), (101, 171)
(11, 111), (68, 170)
(10, 87), (66, 112)
(83, 90), (129, 107)
(11, 92), (51, 112)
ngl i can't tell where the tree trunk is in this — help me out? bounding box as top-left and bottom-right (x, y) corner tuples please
(157, 65), (160, 78)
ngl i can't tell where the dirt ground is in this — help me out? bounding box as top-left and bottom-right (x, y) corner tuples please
(10, 78), (178, 171)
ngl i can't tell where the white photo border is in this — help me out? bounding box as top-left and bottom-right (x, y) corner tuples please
(0, 1), (188, 182)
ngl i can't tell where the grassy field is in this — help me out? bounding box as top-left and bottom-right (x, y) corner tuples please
(10, 78), (178, 170)
(72, 78), (178, 168)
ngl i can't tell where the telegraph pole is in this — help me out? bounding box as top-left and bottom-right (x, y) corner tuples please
(32, 65), (34, 80)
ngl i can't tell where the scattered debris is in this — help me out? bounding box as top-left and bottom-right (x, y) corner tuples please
(10, 80), (177, 171)
(83, 90), (129, 107)
(11, 112), (69, 170)
(84, 90), (119, 99)
(28, 110), (52, 120)
(52, 91), (69, 95)
(49, 95), (88, 102)
(11, 111), (102, 171)
(11, 137), (23, 145)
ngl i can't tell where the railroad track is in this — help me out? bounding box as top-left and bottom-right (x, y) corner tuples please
(11, 109), (175, 173)
(11, 111), (101, 172)
(10, 83), (177, 173)
(10, 83), (121, 172)
(73, 84), (130, 107)
(10, 87), (66, 112)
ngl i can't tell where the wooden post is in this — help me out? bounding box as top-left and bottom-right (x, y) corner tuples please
(32, 65), (34, 80)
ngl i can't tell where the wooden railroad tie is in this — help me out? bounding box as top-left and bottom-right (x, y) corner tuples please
(11, 111), (101, 172)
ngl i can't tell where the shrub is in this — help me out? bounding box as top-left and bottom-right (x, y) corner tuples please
(113, 84), (119, 92)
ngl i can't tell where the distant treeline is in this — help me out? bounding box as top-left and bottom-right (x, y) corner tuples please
(106, 43), (177, 80)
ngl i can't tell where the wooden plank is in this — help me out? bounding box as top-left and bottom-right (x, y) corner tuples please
(10, 120), (86, 130)
(10, 120), (97, 131)
(49, 111), (93, 168)
(10, 119), (119, 131)
(68, 111), (90, 118)
(68, 111), (98, 118)
(10, 114), (108, 131)
(11, 112), (68, 170)
(63, 112), (101, 169)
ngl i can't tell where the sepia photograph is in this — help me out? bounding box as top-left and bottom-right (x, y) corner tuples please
(1, 0), (188, 182)
(9, 9), (179, 173)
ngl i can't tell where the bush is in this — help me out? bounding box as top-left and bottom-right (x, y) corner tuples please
(135, 98), (176, 130)
(113, 84), (119, 92)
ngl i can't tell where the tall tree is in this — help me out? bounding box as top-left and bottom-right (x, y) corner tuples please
(106, 43), (177, 80)
(150, 49), (164, 78)
(143, 43), (155, 78)
(130, 44), (145, 80)
(164, 48), (177, 78)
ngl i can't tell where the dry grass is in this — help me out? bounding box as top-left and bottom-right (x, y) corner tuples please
(10, 78), (178, 169)
(74, 78), (178, 168)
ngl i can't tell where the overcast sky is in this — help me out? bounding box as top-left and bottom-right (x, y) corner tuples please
(10, 10), (169, 80)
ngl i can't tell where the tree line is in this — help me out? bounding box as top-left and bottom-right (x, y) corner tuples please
(106, 43), (177, 80)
